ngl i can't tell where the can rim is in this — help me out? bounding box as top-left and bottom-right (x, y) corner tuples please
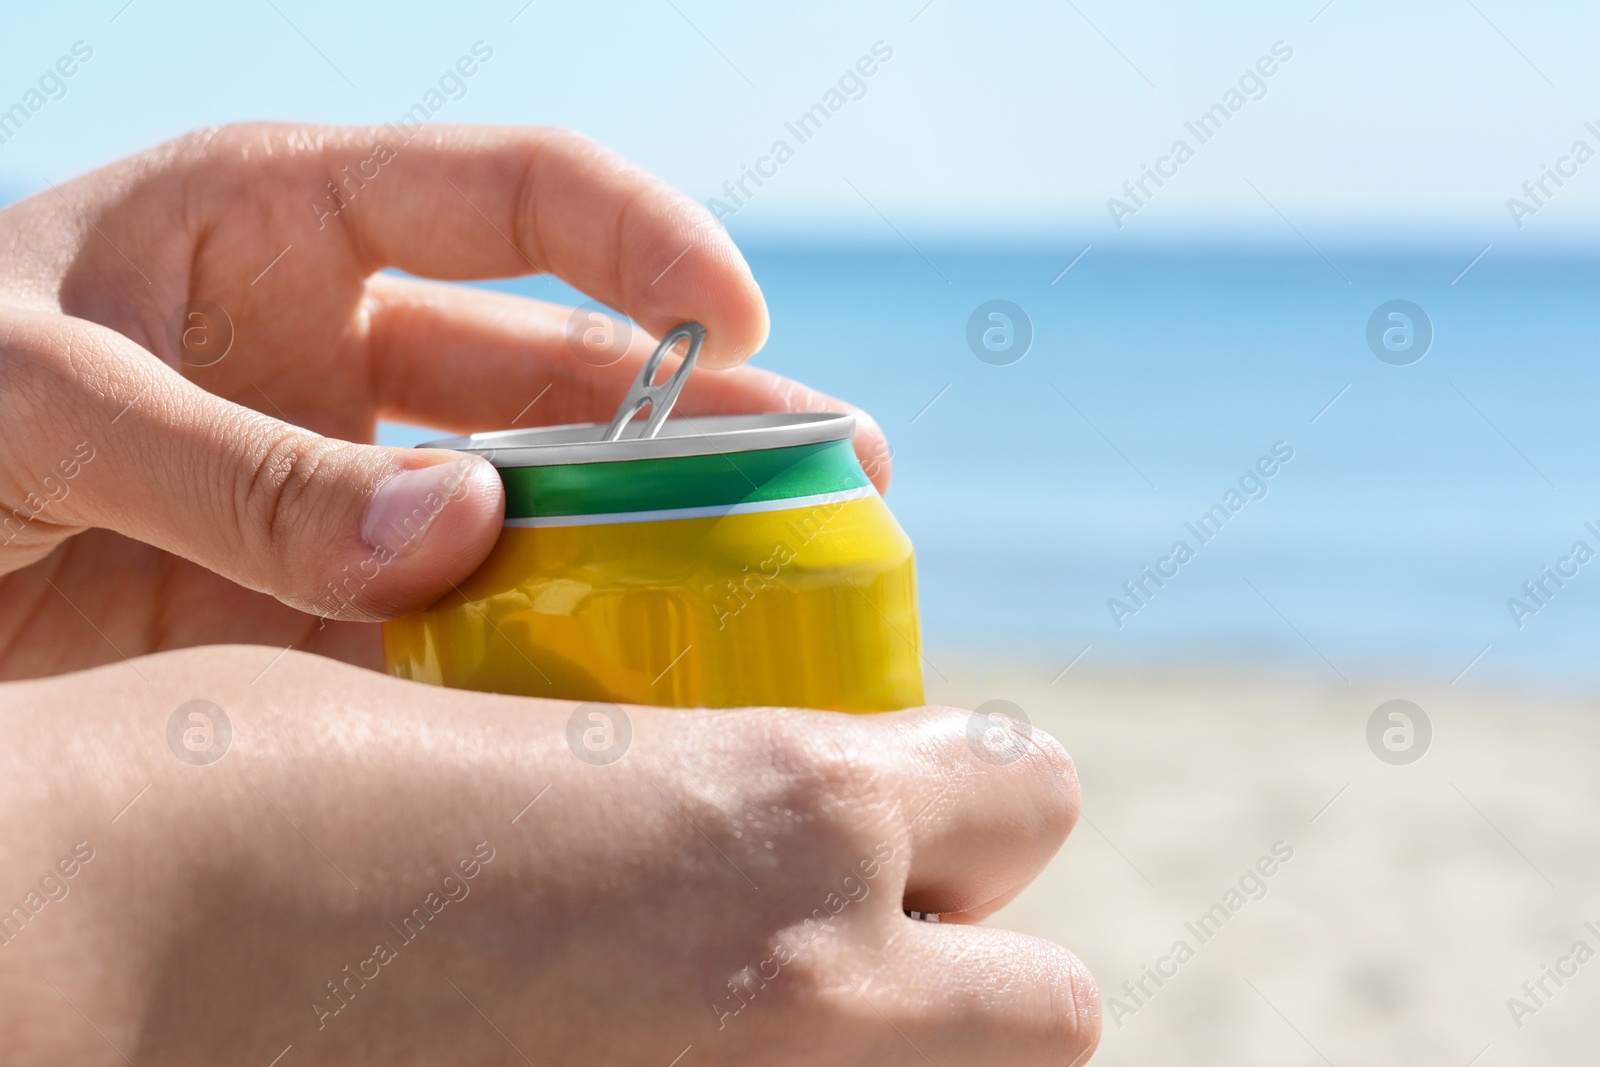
(420, 411), (857, 468)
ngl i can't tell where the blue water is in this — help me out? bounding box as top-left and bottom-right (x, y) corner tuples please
(382, 244), (1600, 687)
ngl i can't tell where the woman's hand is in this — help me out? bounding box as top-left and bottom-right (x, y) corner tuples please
(0, 648), (1099, 1066)
(0, 124), (889, 680)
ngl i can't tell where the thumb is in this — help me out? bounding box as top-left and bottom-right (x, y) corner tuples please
(3, 314), (502, 621)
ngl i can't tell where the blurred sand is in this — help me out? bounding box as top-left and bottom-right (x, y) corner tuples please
(923, 660), (1600, 1066)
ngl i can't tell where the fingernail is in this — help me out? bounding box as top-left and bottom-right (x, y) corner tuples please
(362, 459), (480, 555)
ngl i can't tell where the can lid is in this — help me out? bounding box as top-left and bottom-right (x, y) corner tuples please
(420, 411), (858, 468)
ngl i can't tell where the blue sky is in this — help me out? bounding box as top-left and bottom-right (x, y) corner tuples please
(2, 0), (1599, 247)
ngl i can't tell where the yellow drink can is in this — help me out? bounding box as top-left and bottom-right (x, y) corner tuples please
(382, 412), (925, 712)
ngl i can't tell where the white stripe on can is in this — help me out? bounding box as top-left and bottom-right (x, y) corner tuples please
(503, 485), (876, 529)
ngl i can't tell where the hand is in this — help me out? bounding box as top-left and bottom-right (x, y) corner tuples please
(0, 648), (1099, 1066)
(0, 124), (890, 680)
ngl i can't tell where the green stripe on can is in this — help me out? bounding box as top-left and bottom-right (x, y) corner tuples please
(499, 438), (870, 520)
(504, 486), (875, 528)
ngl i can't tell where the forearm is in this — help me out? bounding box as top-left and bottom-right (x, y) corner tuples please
(0, 647), (816, 1061)
(0, 648), (569, 1056)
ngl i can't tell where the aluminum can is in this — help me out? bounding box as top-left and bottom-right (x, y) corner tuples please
(381, 412), (924, 712)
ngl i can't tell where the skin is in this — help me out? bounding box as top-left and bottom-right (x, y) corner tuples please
(0, 125), (1101, 1064)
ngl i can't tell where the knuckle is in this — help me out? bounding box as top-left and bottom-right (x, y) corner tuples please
(233, 426), (342, 562)
(0, 322), (102, 556)
(173, 121), (284, 163)
(744, 710), (893, 848)
(789, 966), (878, 1035)
(161, 124), (261, 186)
(536, 126), (605, 161)
(541, 125), (591, 148)
(163, 123), (333, 229)
(761, 711), (887, 810)
(745, 943), (838, 1017)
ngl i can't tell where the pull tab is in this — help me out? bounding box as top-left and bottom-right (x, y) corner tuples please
(602, 321), (706, 442)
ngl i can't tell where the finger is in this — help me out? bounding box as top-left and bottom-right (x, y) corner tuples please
(833, 922), (1100, 1067)
(189, 123), (768, 368)
(360, 275), (894, 492)
(0, 308), (501, 621)
(877, 707), (1081, 918)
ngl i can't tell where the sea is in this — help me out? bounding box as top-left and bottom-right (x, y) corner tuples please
(380, 242), (1600, 690)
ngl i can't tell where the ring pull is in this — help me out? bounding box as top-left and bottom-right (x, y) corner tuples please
(601, 322), (706, 442)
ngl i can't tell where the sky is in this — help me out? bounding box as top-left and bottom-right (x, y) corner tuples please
(5, 1), (1599, 681)
(3, 0), (1600, 248)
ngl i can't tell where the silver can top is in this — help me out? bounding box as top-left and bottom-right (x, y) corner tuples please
(422, 411), (858, 468)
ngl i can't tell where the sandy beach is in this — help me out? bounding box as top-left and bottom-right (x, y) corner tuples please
(922, 659), (1600, 1066)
